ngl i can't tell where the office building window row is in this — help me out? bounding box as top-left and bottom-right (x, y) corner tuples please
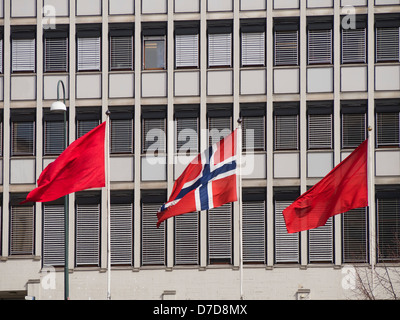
(0, 15), (397, 75)
(9, 187), (395, 267)
(2, 100), (399, 161)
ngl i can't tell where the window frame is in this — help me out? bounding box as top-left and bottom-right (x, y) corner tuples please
(142, 35), (166, 71)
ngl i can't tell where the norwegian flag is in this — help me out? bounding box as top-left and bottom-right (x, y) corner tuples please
(157, 129), (238, 227)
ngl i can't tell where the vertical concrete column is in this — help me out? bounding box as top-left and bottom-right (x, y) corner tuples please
(265, 0), (274, 269)
(133, 0), (142, 271)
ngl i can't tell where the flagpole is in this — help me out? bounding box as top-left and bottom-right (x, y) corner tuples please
(106, 110), (111, 300)
(237, 118), (244, 300)
(367, 126), (375, 281)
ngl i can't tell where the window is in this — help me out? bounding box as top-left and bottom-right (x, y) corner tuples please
(76, 24), (101, 72)
(342, 207), (368, 263)
(376, 187), (400, 262)
(375, 100), (400, 148)
(141, 190), (166, 266)
(175, 22), (199, 69)
(143, 36), (166, 70)
(307, 102), (333, 150)
(274, 19), (299, 66)
(341, 17), (367, 64)
(341, 102), (367, 149)
(240, 104), (266, 152)
(243, 188), (266, 264)
(141, 106), (166, 154)
(208, 22), (233, 68)
(11, 26), (36, 73)
(43, 200), (65, 267)
(0, 110), (3, 157)
(75, 192), (101, 267)
(11, 109), (35, 156)
(175, 212), (199, 265)
(109, 107), (134, 154)
(43, 109), (68, 156)
(109, 24), (134, 71)
(76, 107), (101, 139)
(110, 191), (133, 266)
(44, 26), (68, 72)
(142, 22), (167, 70)
(375, 15), (400, 63)
(208, 203), (232, 264)
(10, 194), (34, 256)
(274, 189), (300, 264)
(207, 105), (232, 147)
(307, 18), (333, 65)
(274, 103), (299, 151)
(376, 27), (400, 62)
(0, 28), (4, 74)
(241, 20), (265, 67)
(175, 106), (199, 155)
(309, 218), (333, 263)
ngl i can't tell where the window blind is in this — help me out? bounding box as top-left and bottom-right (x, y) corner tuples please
(175, 117), (198, 154)
(175, 211), (199, 265)
(175, 34), (199, 68)
(341, 113), (366, 148)
(274, 30), (298, 66)
(77, 119), (99, 138)
(274, 115), (299, 151)
(77, 37), (101, 71)
(341, 28), (366, 64)
(241, 32), (265, 67)
(376, 27), (400, 63)
(242, 116), (265, 152)
(12, 38), (36, 72)
(11, 121), (35, 156)
(142, 202), (165, 266)
(308, 114), (333, 149)
(377, 198), (400, 262)
(208, 203), (232, 264)
(75, 203), (100, 266)
(308, 29), (332, 64)
(110, 119), (133, 154)
(44, 37), (68, 72)
(44, 120), (66, 155)
(10, 205), (34, 255)
(0, 39), (3, 74)
(142, 118), (166, 153)
(208, 33), (232, 68)
(110, 203), (133, 265)
(308, 218), (333, 263)
(110, 36), (133, 70)
(208, 116), (232, 146)
(243, 201), (266, 263)
(43, 204), (65, 266)
(274, 200), (299, 263)
(342, 208), (368, 263)
(376, 112), (400, 148)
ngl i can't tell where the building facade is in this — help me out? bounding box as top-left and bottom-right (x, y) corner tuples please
(0, 0), (399, 300)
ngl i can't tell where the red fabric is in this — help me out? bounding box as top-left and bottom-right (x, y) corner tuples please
(22, 122), (106, 204)
(283, 139), (369, 233)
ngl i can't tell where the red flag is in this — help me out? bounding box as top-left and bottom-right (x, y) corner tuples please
(22, 122), (106, 204)
(283, 139), (368, 233)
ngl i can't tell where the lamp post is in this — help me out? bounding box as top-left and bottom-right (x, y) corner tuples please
(50, 80), (69, 300)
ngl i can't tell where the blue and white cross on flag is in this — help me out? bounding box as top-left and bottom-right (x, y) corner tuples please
(157, 129), (238, 227)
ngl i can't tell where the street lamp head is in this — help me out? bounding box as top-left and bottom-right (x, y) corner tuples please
(50, 100), (67, 113)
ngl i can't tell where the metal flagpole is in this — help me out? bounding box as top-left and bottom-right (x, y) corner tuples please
(106, 110), (111, 300)
(367, 126), (375, 283)
(237, 118), (244, 300)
